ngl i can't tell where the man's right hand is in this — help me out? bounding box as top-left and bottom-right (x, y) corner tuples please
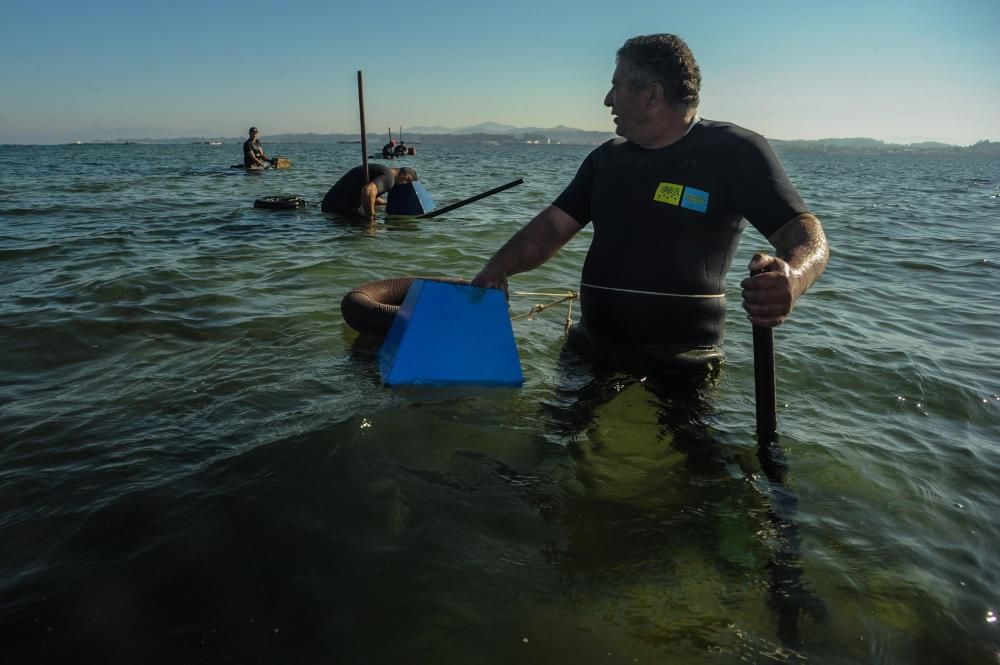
(469, 206), (582, 301)
(471, 263), (509, 298)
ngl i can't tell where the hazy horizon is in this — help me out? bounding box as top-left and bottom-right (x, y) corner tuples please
(5, 122), (995, 148)
(2, 0), (997, 146)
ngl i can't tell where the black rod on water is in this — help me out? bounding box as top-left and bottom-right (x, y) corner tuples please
(749, 268), (827, 646)
(753, 323), (777, 443)
(419, 178), (524, 219)
(357, 71), (369, 184)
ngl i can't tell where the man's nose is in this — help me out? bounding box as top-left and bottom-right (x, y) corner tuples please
(603, 89), (613, 107)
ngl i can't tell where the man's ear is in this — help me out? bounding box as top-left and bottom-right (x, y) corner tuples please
(648, 82), (664, 107)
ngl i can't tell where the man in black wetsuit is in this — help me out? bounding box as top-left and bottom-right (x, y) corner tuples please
(381, 140), (396, 159)
(473, 33), (828, 379)
(242, 127), (275, 169)
(320, 164), (418, 219)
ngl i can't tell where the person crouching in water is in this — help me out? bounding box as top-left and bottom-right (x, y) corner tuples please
(320, 165), (418, 219)
(243, 127), (276, 169)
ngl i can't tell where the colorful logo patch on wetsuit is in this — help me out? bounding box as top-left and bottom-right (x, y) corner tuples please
(653, 182), (710, 213)
(680, 187), (709, 213)
(653, 182), (683, 205)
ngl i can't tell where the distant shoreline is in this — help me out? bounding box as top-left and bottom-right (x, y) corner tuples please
(5, 134), (999, 155)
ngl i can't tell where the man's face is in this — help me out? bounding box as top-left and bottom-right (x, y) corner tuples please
(604, 58), (651, 141)
(395, 172), (413, 186)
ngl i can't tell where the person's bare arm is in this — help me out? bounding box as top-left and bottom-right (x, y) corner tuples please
(740, 212), (829, 327)
(472, 205), (583, 295)
(359, 182), (380, 219)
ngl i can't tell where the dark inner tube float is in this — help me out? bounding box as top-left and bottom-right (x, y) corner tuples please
(253, 195), (305, 209)
(341, 276), (470, 337)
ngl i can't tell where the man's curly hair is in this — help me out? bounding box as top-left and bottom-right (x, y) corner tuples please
(617, 34), (701, 111)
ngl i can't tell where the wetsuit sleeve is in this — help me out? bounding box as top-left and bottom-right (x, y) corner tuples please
(371, 172), (395, 195)
(727, 135), (809, 238)
(552, 149), (599, 227)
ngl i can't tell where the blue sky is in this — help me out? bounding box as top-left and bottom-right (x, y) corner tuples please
(1, 0), (997, 144)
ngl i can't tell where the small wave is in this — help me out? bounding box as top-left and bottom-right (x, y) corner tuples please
(896, 260), (947, 273)
(58, 182), (130, 194)
(0, 244), (61, 261)
(0, 206), (66, 217)
(963, 257), (993, 268)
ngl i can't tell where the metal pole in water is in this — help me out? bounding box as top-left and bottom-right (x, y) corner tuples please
(357, 71), (369, 184)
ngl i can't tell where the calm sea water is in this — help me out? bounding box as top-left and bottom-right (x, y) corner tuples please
(1, 141), (998, 664)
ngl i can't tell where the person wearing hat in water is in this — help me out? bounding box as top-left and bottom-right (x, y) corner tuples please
(243, 127), (276, 169)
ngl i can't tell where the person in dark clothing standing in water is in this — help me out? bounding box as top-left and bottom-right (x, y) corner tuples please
(472, 33), (828, 381)
(243, 127), (275, 168)
(381, 139), (396, 159)
(320, 164), (418, 219)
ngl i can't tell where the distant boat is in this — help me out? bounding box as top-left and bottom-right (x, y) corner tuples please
(207, 141), (223, 145)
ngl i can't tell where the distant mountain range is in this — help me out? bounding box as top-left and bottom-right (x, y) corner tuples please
(43, 124), (1000, 154)
(768, 137), (1000, 155)
(403, 121), (590, 136)
(404, 121), (518, 134)
(265, 123), (617, 145)
(55, 123), (616, 146)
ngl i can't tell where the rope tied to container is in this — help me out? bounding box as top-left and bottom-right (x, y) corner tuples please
(509, 290), (579, 335)
(341, 279), (580, 338)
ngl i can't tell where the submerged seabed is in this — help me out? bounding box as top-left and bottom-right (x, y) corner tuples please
(1, 143), (998, 664)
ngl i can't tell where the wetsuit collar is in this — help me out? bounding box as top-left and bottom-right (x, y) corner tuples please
(637, 114), (700, 150)
(684, 115), (701, 138)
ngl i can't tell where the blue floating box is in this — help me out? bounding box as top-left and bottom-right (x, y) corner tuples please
(378, 280), (523, 387)
(386, 181), (435, 217)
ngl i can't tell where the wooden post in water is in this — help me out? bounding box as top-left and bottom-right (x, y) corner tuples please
(357, 71), (369, 184)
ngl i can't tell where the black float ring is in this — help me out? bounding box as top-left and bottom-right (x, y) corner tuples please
(254, 195), (304, 209)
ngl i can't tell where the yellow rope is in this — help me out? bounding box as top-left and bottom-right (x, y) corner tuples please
(510, 290), (577, 298)
(564, 296), (574, 335)
(509, 290), (579, 335)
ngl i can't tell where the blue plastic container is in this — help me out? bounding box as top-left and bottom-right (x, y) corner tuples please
(386, 181), (435, 217)
(378, 280), (523, 387)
